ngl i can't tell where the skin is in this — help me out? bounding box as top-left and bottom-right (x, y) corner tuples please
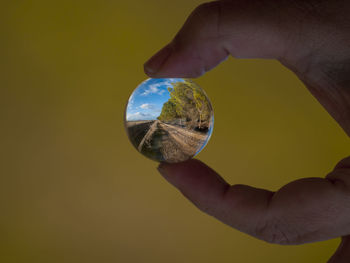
(143, 0), (350, 262)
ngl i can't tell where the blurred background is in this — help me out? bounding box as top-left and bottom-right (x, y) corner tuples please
(1, 1), (349, 262)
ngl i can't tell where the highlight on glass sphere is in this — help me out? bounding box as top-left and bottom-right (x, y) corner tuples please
(124, 78), (214, 163)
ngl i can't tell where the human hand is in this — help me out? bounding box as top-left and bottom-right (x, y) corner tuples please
(144, 0), (350, 262)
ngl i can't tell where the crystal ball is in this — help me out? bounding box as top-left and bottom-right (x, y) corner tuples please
(125, 78), (214, 163)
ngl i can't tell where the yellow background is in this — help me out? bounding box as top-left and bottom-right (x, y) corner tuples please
(1, 1), (349, 262)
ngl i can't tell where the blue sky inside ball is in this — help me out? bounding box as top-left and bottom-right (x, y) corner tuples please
(126, 78), (184, 121)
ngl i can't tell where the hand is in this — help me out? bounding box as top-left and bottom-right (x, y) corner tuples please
(144, 0), (350, 262)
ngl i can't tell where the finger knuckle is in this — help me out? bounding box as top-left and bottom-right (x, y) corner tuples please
(194, 200), (216, 215)
(193, 1), (220, 16)
(254, 217), (296, 245)
(189, 1), (221, 33)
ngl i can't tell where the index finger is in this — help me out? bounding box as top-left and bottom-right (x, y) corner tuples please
(144, 0), (291, 78)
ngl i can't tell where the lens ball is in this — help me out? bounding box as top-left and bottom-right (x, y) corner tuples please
(125, 78), (214, 163)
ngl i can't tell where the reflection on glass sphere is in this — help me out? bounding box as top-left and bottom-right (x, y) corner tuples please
(124, 78), (214, 163)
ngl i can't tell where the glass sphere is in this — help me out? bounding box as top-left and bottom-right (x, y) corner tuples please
(124, 78), (214, 163)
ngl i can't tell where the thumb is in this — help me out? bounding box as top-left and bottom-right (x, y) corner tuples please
(144, 1), (295, 78)
(328, 236), (350, 263)
(158, 157), (350, 245)
(158, 159), (275, 240)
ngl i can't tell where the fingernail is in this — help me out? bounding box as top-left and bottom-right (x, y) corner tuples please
(144, 44), (172, 75)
